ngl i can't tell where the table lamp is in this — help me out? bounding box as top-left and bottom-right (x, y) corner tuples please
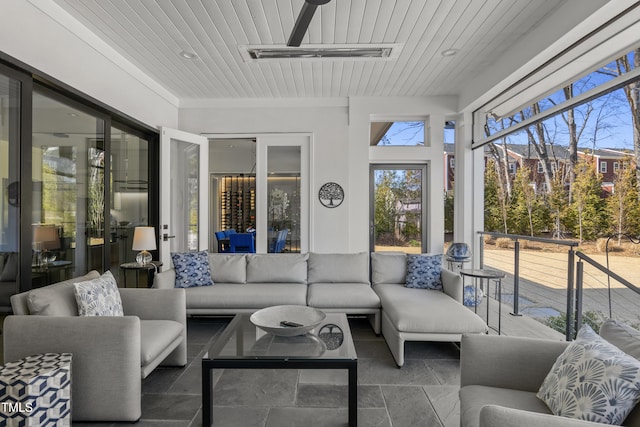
(132, 226), (156, 265)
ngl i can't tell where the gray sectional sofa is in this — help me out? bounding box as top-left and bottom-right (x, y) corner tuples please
(153, 252), (382, 333)
(4, 271), (187, 422)
(155, 251), (488, 367)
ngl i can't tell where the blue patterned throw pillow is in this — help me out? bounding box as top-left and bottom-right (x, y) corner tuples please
(405, 254), (443, 290)
(171, 251), (214, 288)
(74, 271), (124, 316)
(537, 324), (640, 425)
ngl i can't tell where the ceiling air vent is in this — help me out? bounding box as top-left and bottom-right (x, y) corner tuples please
(240, 44), (402, 62)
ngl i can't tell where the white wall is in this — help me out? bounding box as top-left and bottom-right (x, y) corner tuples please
(180, 99), (349, 252)
(0, 0), (178, 129)
(180, 96), (457, 253)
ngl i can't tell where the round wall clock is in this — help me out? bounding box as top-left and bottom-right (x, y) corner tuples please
(318, 182), (344, 208)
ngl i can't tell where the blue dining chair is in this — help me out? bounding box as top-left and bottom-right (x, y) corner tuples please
(215, 231), (230, 253)
(229, 233), (255, 253)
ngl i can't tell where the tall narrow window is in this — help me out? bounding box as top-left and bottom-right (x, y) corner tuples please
(370, 165), (426, 253)
(267, 146), (301, 253)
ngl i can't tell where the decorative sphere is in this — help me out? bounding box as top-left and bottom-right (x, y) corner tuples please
(463, 285), (484, 307)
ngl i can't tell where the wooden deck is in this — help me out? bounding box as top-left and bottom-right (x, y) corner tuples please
(473, 295), (566, 341)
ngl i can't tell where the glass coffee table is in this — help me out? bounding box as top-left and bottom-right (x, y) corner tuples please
(202, 312), (358, 427)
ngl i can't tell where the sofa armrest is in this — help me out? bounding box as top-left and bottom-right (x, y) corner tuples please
(119, 288), (185, 323)
(460, 334), (568, 392)
(480, 405), (610, 427)
(153, 268), (175, 289)
(3, 315), (141, 421)
(441, 267), (462, 302)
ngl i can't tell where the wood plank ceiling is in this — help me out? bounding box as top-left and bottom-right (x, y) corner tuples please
(50, 0), (593, 100)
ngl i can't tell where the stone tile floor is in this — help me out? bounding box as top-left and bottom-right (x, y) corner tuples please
(73, 316), (461, 427)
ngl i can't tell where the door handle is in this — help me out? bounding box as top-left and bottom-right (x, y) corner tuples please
(163, 233), (176, 242)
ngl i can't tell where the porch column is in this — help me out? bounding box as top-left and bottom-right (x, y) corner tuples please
(454, 111), (484, 268)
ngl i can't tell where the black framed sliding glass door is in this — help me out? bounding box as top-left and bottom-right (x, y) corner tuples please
(0, 69), (22, 309)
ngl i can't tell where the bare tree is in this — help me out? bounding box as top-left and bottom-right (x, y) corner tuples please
(521, 104), (554, 194)
(617, 49), (640, 199)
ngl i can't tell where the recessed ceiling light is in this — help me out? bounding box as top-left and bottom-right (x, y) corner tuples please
(179, 51), (198, 60)
(441, 49), (458, 57)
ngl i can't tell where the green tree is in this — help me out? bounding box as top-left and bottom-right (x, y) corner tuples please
(374, 170), (398, 235)
(547, 170), (569, 238)
(606, 157), (639, 241)
(569, 159), (605, 242)
(444, 191), (454, 233)
(510, 166), (548, 236)
(484, 159), (509, 232)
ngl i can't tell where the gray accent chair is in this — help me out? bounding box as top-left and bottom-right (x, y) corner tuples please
(459, 320), (640, 427)
(4, 271), (187, 422)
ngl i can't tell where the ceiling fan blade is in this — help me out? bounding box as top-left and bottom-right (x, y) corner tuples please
(287, 0), (331, 47)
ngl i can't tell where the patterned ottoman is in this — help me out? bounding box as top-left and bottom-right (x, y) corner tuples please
(0, 353), (72, 426)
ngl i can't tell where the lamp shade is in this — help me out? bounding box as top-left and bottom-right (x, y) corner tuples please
(33, 225), (61, 250)
(132, 227), (157, 251)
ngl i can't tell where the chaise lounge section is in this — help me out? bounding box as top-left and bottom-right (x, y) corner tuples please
(371, 252), (488, 367)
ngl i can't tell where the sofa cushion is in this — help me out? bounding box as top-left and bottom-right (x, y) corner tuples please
(307, 283), (380, 309)
(371, 252), (406, 285)
(208, 254), (247, 284)
(405, 254), (442, 290)
(183, 283), (307, 309)
(25, 271), (101, 316)
(375, 284), (487, 334)
(139, 319), (184, 366)
(307, 252), (369, 284)
(600, 318), (640, 360)
(74, 271), (124, 316)
(171, 251), (214, 288)
(537, 324), (640, 425)
(246, 253), (309, 284)
(459, 385), (552, 427)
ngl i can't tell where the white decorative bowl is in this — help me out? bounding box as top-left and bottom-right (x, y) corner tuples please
(250, 305), (326, 337)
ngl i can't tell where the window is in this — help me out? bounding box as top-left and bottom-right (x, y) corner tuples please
(371, 165), (426, 253)
(600, 161), (607, 173)
(537, 162), (544, 173)
(508, 162), (516, 173)
(370, 121), (425, 146)
(449, 157), (455, 168)
(614, 162), (620, 172)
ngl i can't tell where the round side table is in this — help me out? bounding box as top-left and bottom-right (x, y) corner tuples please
(459, 268), (506, 334)
(120, 261), (163, 288)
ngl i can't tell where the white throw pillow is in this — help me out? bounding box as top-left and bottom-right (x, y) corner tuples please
(73, 271), (124, 316)
(537, 324), (640, 425)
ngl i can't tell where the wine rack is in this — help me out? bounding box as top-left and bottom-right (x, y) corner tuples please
(218, 175), (256, 232)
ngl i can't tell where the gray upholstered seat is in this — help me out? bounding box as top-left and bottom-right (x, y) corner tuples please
(4, 271), (187, 422)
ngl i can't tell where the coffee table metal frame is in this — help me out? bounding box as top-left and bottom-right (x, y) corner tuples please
(202, 313), (357, 427)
